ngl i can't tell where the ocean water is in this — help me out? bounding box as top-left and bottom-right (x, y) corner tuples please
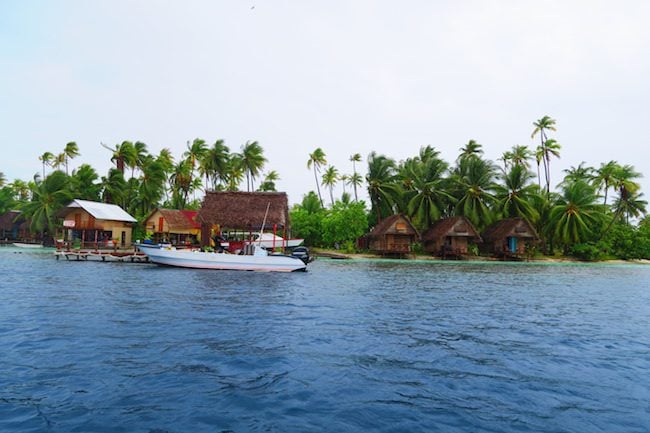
(1, 248), (649, 432)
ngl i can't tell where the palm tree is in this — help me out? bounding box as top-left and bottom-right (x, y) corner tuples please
(39, 152), (54, 178)
(451, 157), (497, 231)
(531, 116), (558, 194)
(307, 148), (327, 207)
(224, 154), (244, 191)
(347, 173), (364, 202)
(536, 139), (561, 194)
(531, 115), (557, 144)
(405, 158), (453, 230)
(0, 172), (5, 188)
(200, 139), (230, 190)
(184, 138), (208, 170)
(561, 162), (594, 187)
(258, 170), (280, 192)
(612, 191), (647, 224)
(182, 138), (207, 192)
(240, 140), (266, 192)
(549, 180), (603, 247)
(63, 141), (80, 175)
(458, 140), (484, 161)
(169, 159), (194, 209)
(133, 141), (149, 176)
(593, 160), (619, 206)
(155, 148), (175, 202)
(499, 150), (513, 172)
(70, 164), (101, 201)
(366, 151), (399, 223)
(321, 166), (339, 207)
(510, 145), (532, 169)
(350, 153), (362, 201)
(101, 168), (127, 206)
(9, 179), (30, 201)
(493, 164), (539, 223)
(21, 170), (72, 238)
(139, 157), (167, 216)
(156, 148), (175, 174)
(611, 164), (645, 223)
(101, 141), (135, 175)
(339, 174), (349, 195)
(534, 146), (544, 188)
(52, 153), (66, 171)
(120, 141), (138, 178)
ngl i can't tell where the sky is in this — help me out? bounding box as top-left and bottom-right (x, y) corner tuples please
(2, 0), (650, 206)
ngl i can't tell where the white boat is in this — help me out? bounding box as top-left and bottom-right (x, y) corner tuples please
(12, 242), (44, 248)
(232, 232), (303, 249)
(137, 244), (309, 272)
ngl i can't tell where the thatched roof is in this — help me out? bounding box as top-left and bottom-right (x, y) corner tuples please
(0, 211), (22, 230)
(147, 209), (200, 231)
(482, 217), (539, 241)
(368, 214), (419, 238)
(421, 216), (482, 242)
(197, 191), (290, 229)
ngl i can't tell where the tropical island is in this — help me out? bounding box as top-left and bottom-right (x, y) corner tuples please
(1, 116), (648, 261)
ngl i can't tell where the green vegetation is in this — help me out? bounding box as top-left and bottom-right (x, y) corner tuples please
(2, 115), (650, 260)
(1, 138), (277, 241)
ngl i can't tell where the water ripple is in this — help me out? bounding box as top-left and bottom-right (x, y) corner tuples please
(1, 251), (650, 432)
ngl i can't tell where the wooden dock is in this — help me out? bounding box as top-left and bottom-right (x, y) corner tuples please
(55, 249), (149, 263)
(313, 250), (351, 260)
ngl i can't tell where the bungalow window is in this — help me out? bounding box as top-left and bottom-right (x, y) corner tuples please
(395, 222), (407, 232)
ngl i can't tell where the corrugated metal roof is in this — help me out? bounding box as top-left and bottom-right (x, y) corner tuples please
(65, 199), (137, 223)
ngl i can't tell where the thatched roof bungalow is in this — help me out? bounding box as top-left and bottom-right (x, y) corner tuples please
(196, 191), (290, 247)
(421, 216), (482, 258)
(366, 214), (419, 257)
(0, 210), (30, 242)
(0, 211), (22, 241)
(481, 217), (539, 259)
(143, 208), (200, 245)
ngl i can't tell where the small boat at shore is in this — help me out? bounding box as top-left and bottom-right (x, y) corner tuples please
(137, 243), (310, 272)
(242, 232), (304, 249)
(12, 242), (44, 248)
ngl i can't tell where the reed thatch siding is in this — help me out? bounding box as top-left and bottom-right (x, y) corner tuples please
(421, 216), (482, 257)
(0, 211), (22, 240)
(481, 217), (539, 258)
(197, 192), (290, 247)
(367, 214), (419, 256)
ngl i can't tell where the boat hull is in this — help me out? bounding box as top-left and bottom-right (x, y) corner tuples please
(12, 242), (44, 248)
(138, 246), (307, 272)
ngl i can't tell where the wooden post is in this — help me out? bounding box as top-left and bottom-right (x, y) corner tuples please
(273, 224), (277, 250)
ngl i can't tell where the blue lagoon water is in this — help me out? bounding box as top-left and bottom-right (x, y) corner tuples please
(1, 248), (649, 432)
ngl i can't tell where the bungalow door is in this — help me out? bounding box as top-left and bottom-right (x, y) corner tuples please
(507, 237), (517, 253)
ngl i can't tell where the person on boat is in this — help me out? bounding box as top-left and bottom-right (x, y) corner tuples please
(213, 233), (226, 253)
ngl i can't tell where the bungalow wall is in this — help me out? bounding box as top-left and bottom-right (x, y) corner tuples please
(369, 234), (414, 253)
(60, 209), (133, 247)
(145, 210), (168, 234)
(484, 237), (529, 255)
(144, 210), (199, 244)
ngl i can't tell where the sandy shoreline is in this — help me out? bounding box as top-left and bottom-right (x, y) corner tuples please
(312, 249), (650, 265)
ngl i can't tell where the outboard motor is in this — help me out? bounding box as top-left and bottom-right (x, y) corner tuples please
(291, 246), (312, 265)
